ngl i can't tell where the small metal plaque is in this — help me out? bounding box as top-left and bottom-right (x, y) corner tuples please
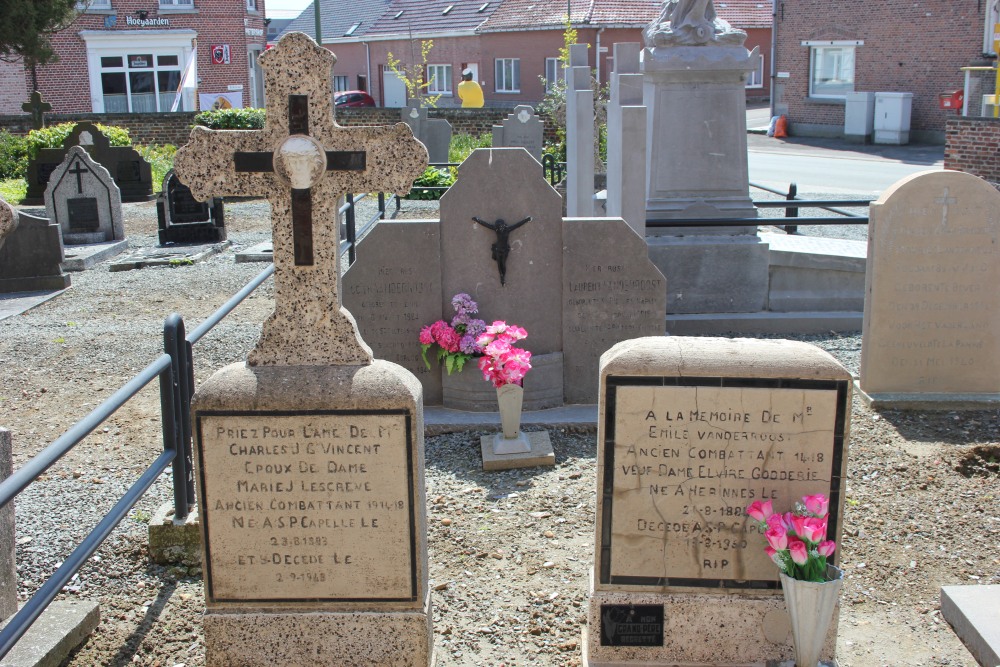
(599, 604), (664, 647)
(67, 198), (100, 231)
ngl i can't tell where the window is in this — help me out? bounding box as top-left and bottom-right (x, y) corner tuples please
(159, 0), (193, 6)
(427, 64), (452, 94)
(745, 54), (764, 89)
(495, 58), (520, 93)
(544, 57), (564, 92)
(246, 0), (257, 10)
(77, 0), (112, 9)
(98, 50), (186, 112)
(333, 75), (350, 92)
(808, 44), (856, 98)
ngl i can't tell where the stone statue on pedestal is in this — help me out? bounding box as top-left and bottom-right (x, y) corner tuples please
(644, 0), (746, 47)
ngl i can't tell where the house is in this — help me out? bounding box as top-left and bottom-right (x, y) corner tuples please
(772, 0), (997, 143)
(283, 0), (773, 108)
(0, 0), (268, 114)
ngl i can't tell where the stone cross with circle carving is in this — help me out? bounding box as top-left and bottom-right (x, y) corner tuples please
(174, 32), (428, 367)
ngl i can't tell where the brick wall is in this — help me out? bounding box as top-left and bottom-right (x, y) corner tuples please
(0, 58), (26, 115)
(775, 0), (990, 141)
(944, 116), (1000, 183)
(0, 108), (561, 147)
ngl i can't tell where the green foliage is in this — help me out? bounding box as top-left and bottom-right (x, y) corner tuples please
(137, 144), (177, 193)
(406, 166), (453, 200)
(23, 122), (131, 162)
(193, 108), (266, 130)
(447, 133), (492, 164)
(386, 40), (442, 108)
(0, 179), (26, 204)
(0, 131), (29, 180)
(0, 0), (78, 66)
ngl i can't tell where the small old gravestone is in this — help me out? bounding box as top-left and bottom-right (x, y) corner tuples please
(24, 122), (153, 205)
(21, 90), (52, 131)
(859, 170), (1000, 407)
(44, 146), (124, 245)
(156, 169), (225, 245)
(174, 32), (430, 666)
(586, 336), (850, 665)
(492, 105), (544, 161)
(401, 105), (451, 164)
(0, 200), (70, 294)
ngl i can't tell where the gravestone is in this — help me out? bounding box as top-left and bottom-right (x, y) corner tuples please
(859, 169), (1000, 407)
(156, 169), (226, 244)
(0, 203), (70, 293)
(343, 147), (666, 409)
(24, 122), (153, 205)
(21, 90), (52, 130)
(586, 336), (850, 665)
(606, 43), (647, 236)
(44, 146), (124, 245)
(0, 428), (14, 621)
(174, 32), (431, 666)
(565, 44), (595, 217)
(401, 105), (451, 164)
(491, 105), (544, 161)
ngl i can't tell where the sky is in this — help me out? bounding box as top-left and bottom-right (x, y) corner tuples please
(267, 0), (313, 12)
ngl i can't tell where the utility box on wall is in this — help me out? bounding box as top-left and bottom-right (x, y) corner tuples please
(844, 92), (876, 143)
(874, 92), (913, 145)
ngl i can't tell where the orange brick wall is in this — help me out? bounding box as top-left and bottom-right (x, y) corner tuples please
(944, 116), (1000, 183)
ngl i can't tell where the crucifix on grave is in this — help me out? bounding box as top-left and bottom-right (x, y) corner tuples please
(174, 32), (428, 367)
(21, 91), (52, 130)
(68, 161), (90, 193)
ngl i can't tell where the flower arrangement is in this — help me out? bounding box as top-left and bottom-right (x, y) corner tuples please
(419, 293), (487, 374)
(746, 494), (837, 583)
(476, 321), (532, 388)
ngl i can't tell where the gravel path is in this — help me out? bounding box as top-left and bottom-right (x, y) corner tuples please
(0, 199), (995, 666)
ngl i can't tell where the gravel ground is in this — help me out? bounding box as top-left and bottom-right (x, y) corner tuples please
(1, 198), (997, 666)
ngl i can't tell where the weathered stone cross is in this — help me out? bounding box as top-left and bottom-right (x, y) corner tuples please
(174, 32), (427, 367)
(21, 91), (52, 130)
(934, 187), (957, 229)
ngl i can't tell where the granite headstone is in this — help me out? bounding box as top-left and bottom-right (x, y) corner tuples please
(43, 147), (124, 245)
(491, 105), (544, 161)
(156, 169), (226, 245)
(401, 105), (451, 164)
(0, 206), (70, 293)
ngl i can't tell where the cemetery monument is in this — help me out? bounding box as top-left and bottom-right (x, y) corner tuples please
(492, 105), (544, 161)
(21, 91), (52, 131)
(174, 32), (432, 666)
(43, 146), (124, 246)
(586, 336), (850, 665)
(401, 105), (452, 164)
(156, 169), (226, 245)
(0, 200), (71, 294)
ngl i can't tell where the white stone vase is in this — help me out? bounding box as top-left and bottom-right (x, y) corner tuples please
(496, 383), (524, 440)
(779, 566), (843, 667)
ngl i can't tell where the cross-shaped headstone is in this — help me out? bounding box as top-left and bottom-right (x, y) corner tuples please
(21, 91), (52, 131)
(935, 187), (957, 229)
(68, 160), (89, 194)
(173, 32), (428, 367)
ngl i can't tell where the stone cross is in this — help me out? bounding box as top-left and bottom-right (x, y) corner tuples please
(68, 162), (90, 194)
(935, 187), (957, 229)
(174, 32), (427, 367)
(21, 91), (52, 130)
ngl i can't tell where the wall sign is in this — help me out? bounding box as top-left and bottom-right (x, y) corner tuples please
(211, 45), (231, 65)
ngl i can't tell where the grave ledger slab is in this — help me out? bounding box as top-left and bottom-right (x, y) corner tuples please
(174, 31), (431, 667)
(859, 169), (1000, 407)
(585, 336), (851, 666)
(43, 146), (124, 246)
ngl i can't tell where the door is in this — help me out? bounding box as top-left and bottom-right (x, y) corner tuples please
(382, 69), (407, 107)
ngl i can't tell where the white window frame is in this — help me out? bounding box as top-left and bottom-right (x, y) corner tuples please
(426, 64), (452, 95)
(246, 0), (257, 10)
(745, 53), (764, 89)
(985, 2), (1000, 55)
(495, 58), (520, 94)
(159, 0), (194, 7)
(802, 40), (862, 99)
(76, 0), (112, 9)
(544, 57), (563, 92)
(80, 30), (197, 113)
(333, 75), (350, 92)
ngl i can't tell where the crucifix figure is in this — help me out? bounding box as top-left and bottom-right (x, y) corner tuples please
(173, 32), (427, 367)
(21, 91), (52, 131)
(472, 215), (532, 286)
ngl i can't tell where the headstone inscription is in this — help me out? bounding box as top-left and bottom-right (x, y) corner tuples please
(174, 32), (431, 667)
(586, 336), (850, 666)
(859, 169), (1000, 406)
(43, 146), (124, 245)
(156, 169), (226, 245)
(491, 105), (544, 161)
(401, 105), (452, 164)
(24, 122), (153, 205)
(21, 90), (52, 131)
(0, 203), (70, 294)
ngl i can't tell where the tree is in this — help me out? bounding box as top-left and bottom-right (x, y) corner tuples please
(386, 39), (442, 108)
(0, 0), (79, 77)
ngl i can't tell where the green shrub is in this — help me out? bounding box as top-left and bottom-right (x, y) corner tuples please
(137, 144), (177, 192)
(0, 131), (29, 180)
(405, 166), (453, 200)
(194, 108), (266, 130)
(23, 122), (131, 162)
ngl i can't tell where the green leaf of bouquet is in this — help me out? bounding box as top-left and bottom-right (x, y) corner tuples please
(420, 344), (432, 370)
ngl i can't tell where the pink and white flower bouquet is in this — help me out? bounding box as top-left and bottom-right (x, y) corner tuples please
(746, 493), (838, 583)
(476, 321), (532, 388)
(419, 293), (487, 375)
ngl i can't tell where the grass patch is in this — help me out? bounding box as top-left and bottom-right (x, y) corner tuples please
(0, 179), (26, 204)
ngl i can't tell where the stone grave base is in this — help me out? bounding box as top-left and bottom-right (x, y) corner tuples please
(480, 430), (554, 470)
(234, 241), (273, 263)
(854, 381), (1000, 410)
(941, 584), (1000, 667)
(647, 235), (769, 314)
(204, 596), (433, 667)
(583, 587), (837, 666)
(0, 274), (70, 294)
(62, 240), (128, 272)
(0, 600), (100, 667)
(109, 241), (231, 272)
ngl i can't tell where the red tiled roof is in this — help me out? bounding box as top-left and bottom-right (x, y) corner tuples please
(366, 0), (500, 36)
(715, 0), (773, 29)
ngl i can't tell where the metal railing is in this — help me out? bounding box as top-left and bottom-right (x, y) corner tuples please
(0, 263), (275, 660)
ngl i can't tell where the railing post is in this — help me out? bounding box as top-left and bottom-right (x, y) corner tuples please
(180, 335), (196, 509)
(378, 192), (386, 220)
(784, 182), (799, 235)
(160, 313), (189, 521)
(346, 193), (357, 266)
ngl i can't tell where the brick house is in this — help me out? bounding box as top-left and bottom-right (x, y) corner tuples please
(284, 0), (772, 108)
(772, 0), (998, 143)
(0, 0), (268, 115)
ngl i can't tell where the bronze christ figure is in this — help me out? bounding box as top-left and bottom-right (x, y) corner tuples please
(472, 216), (532, 286)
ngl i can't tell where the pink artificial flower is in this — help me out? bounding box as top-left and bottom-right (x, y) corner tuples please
(486, 321), (508, 335)
(789, 514), (810, 539)
(765, 525), (788, 551)
(418, 325), (434, 346)
(505, 325), (528, 341)
(802, 494), (830, 517)
(436, 327), (461, 353)
(746, 500), (774, 523)
(817, 540), (836, 558)
(485, 338), (512, 358)
(765, 513), (787, 531)
(799, 516), (828, 544)
(765, 546), (784, 567)
(788, 537), (808, 565)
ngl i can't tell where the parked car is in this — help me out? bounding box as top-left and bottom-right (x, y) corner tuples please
(334, 90), (375, 107)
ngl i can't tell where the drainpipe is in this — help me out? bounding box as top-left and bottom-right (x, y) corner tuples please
(769, 0), (778, 118)
(365, 41), (372, 96)
(596, 27), (604, 86)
